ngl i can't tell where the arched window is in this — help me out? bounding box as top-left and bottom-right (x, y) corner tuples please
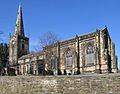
(66, 49), (73, 69)
(86, 44), (94, 65)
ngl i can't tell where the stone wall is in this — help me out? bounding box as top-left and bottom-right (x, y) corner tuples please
(0, 73), (120, 94)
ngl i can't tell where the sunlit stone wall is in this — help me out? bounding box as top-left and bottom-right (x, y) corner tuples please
(0, 73), (120, 94)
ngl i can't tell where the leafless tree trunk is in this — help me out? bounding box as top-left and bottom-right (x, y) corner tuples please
(37, 31), (59, 51)
(33, 32), (60, 75)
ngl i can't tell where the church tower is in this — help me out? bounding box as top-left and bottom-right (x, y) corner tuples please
(9, 3), (29, 66)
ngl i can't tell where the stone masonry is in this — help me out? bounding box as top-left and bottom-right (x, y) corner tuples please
(0, 73), (120, 94)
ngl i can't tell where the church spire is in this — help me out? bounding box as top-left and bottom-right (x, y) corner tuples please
(14, 2), (24, 37)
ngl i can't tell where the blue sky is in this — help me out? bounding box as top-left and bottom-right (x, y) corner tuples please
(0, 0), (120, 68)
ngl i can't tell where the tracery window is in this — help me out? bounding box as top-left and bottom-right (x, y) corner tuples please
(66, 49), (73, 69)
(86, 44), (94, 65)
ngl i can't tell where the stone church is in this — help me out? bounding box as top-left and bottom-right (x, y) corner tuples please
(8, 3), (118, 75)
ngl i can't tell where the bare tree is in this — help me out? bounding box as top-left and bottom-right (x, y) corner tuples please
(38, 31), (59, 50)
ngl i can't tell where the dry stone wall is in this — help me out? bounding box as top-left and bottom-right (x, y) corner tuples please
(0, 73), (120, 94)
